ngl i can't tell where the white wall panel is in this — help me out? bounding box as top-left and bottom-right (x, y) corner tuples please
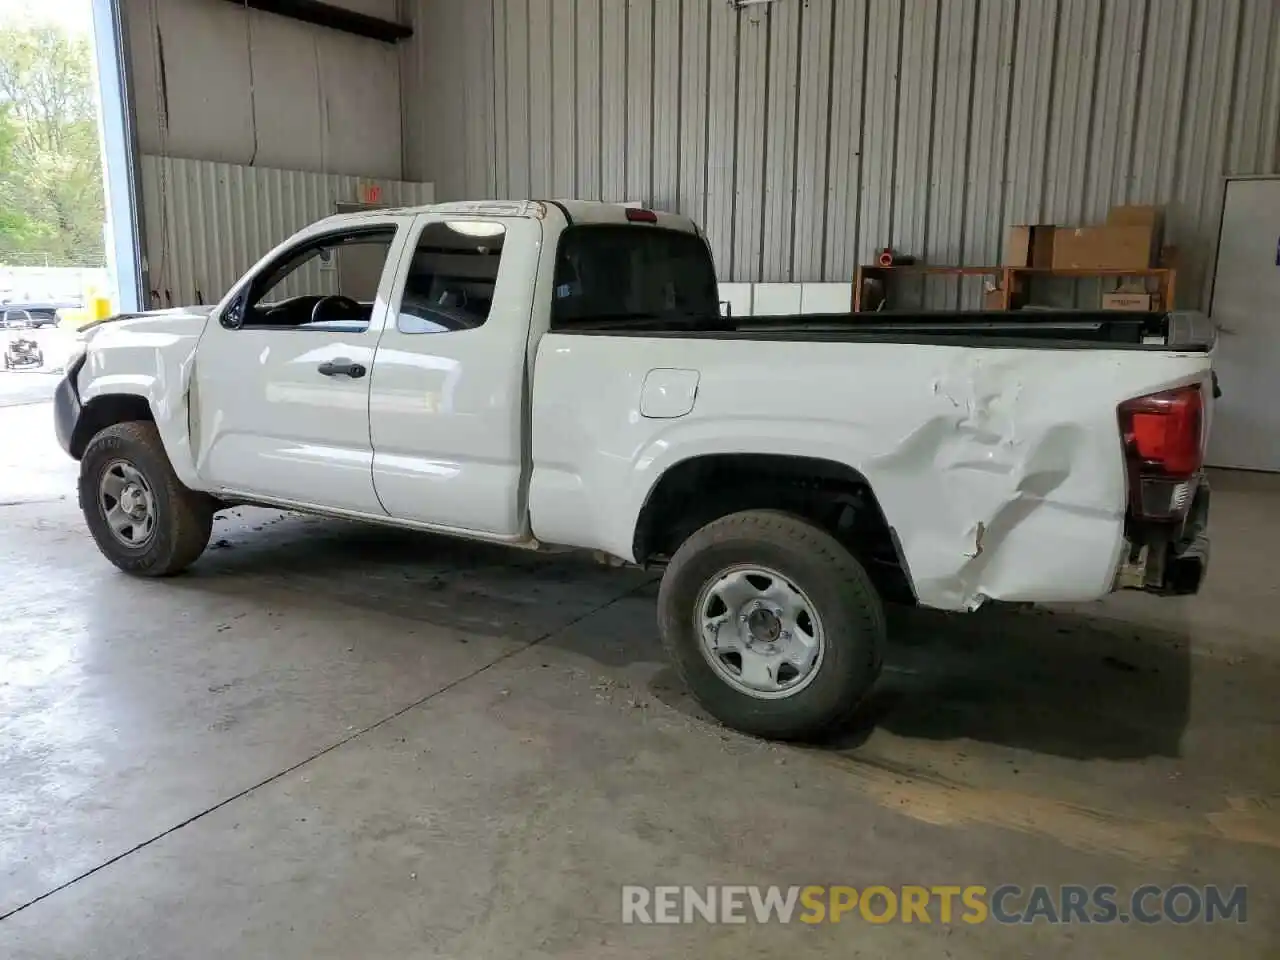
(759, 0), (800, 283)
(790, 0), (833, 283)
(528, 0), (554, 197)
(405, 0), (1280, 307)
(751, 282), (802, 315)
(599, 1), (627, 202)
(822, 0), (867, 286)
(703, 4), (738, 269)
(139, 155), (432, 308)
(732, 4), (769, 279)
(675, 0), (709, 224)
(124, 0), (402, 179)
(626, 0), (655, 206)
(653, 0), (682, 211)
(551, 0), (578, 197)
(858, 0), (901, 280)
(574, 0), (602, 200)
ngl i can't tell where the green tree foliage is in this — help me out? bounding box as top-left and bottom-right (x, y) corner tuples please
(0, 25), (106, 266)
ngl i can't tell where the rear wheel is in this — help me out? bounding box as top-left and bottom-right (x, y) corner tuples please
(79, 421), (214, 576)
(658, 510), (885, 740)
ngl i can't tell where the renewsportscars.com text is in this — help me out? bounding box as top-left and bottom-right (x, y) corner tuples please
(621, 884), (1247, 925)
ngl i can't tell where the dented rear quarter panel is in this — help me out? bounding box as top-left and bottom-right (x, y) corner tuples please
(529, 335), (1213, 612)
(76, 308), (213, 489)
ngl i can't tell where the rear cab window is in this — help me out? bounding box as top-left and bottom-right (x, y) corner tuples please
(397, 221), (506, 334)
(550, 226), (719, 331)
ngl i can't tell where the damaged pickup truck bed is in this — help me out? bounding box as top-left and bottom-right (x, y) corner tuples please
(53, 200), (1214, 739)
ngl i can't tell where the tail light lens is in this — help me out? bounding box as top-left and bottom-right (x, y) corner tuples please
(625, 208), (659, 223)
(1118, 384), (1205, 519)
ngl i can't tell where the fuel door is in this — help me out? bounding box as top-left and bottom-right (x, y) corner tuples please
(640, 368), (700, 419)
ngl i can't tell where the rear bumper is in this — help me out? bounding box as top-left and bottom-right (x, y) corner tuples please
(53, 359), (83, 457)
(1115, 480), (1210, 597)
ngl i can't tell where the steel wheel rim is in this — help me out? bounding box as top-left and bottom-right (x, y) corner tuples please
(694, 564), (826, 700)
(98, 459), (157, 548)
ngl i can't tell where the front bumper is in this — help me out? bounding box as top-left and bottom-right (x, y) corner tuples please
(1115, 481), (1210, 596)
(53, 357), (83, 457)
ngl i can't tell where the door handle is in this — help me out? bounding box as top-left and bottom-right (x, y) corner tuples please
(317, 359), (366, 379)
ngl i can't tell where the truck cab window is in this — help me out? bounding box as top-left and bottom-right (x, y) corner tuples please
(235, 228), (396, 332)
(550, 226), (719, 330)
(397, 221), (506, 334)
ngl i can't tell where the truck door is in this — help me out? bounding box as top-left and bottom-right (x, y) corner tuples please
(192, 218), (411, 513)
(368, 214), (539, 537)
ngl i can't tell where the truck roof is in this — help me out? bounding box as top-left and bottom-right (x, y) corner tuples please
(317, 199), (700, 234)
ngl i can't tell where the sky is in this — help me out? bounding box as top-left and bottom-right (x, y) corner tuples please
(0, 0), (93, 35)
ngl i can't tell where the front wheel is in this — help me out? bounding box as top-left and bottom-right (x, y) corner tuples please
(657, 510), (885, 740)
(79, 421), (214, 576)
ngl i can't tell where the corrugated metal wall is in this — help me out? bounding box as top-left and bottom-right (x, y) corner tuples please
(139, 156), (434, 308)
(404, 0), (1280, 307)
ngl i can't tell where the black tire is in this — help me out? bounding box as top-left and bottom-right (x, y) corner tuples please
(657, 510), (886, 740)
(79, 421), (214, 576)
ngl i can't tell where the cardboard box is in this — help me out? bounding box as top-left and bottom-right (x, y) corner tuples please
(1051, 225), (1155, 270)
(982, 287), (1005, 310)
(1005, 225), (1057, 268)
(1102, 292), (1154, 311)
(1107, 204), (1161, 228)
(1108, 204), (1164, 253)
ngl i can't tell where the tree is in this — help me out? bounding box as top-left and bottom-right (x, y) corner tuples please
(0, 25), (106, 266)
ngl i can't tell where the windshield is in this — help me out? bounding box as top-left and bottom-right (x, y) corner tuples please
(550, 226), (719, 329)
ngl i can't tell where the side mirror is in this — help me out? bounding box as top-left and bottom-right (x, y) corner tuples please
(222, 296), (245, 329)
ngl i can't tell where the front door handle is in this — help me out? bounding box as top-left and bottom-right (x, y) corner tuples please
(317, 359), (366, 379)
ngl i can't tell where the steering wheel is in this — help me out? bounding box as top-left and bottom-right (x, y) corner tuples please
(311, 295), (361, 325)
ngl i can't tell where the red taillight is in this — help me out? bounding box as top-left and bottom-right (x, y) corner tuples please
(1118, 385), (1205, 519)
(625, 208), (659, 223)
(1119, 386), (1204, 478)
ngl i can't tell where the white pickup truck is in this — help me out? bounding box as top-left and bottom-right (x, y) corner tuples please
(54, 200), (1214, 739)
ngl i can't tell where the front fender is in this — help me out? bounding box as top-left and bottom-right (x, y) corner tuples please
(76, 315), (207, 489)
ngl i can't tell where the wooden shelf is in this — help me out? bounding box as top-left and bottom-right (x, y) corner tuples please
(857, 265), (1003, 276)
(1007, 267), (1173, 277)
(855, 263), (1176, 312)
(1005, 266), (1175, 312)
(855, 264), (1007, 311)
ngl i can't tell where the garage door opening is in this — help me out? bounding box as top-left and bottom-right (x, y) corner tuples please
(0, 0), (136, 328)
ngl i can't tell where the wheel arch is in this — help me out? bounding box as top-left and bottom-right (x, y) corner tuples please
(631, 452), (916, 603)
(70, 392), (155, 459)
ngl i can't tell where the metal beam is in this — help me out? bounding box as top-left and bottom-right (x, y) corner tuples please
(217, 0), (412, 43)
(90, 0), (146, 313)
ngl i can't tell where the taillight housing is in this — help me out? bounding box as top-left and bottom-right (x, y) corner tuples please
(1117, 384), (1205, 520)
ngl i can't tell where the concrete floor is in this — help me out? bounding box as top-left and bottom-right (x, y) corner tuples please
(1, 388), (1277, 958)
